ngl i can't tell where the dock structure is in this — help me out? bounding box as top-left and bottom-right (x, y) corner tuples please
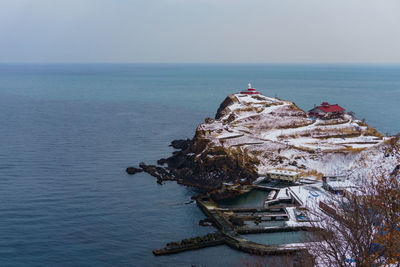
(200, 196), (308, 255)
(153, 195), (308, 256)
(286, 187), (304, 207)
(196, 198), (235, 234)
(153, 179), (326, 257)
(230, 208), (289, 222)
(252, 184), (282, 191)
(153, 233), (225, 256)
(224, 234), (307, 256)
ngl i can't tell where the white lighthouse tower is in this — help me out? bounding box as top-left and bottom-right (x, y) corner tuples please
(240, 82), (259, 95)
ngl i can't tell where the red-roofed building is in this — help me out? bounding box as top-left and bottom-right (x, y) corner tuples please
(240, 83), (260, 95)
(308, 102), (345, 119)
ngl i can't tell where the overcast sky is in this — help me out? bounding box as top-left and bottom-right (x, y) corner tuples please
(1, 0), (399, 63)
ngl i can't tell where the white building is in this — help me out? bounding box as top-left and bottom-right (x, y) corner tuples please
(266, 169), (301, 182)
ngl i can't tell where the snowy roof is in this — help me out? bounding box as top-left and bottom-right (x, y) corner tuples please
(326, 180), (355, 190)
(324, 176), (347, 182)
(267, 169), (300, 176)
(311, 102), (345, 113)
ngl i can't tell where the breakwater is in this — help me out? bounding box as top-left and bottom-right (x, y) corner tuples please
(153, 233), (225, 256)
(153, 191), (308, 256)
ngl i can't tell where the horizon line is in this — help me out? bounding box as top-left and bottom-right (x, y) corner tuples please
(1, 62), (400, 66)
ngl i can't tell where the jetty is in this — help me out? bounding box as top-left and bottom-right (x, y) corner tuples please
(196, 196), (308, 255)
(153, 189), (309, 256)
(152, 232), (225, 256)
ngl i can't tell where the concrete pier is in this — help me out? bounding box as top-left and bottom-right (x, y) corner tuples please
(153, 233), (225, 256)
(195, 197), (308, 255)
(154, 185), (311, 256)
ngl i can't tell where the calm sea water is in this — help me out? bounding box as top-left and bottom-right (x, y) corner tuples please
(0, 64), (399, 266)
(217, 189), (270, 209)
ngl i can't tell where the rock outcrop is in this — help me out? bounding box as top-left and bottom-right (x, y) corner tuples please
(126, 167), (143, 175)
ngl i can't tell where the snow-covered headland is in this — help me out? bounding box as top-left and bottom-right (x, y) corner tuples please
(129, 89), (399, 188)
(137, 86), (400, 260)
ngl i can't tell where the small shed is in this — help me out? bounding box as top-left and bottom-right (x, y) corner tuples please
(267, 169), (301, 182)
(322, 175), (355, 195)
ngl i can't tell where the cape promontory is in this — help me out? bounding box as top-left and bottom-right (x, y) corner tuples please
(129, 88), (398, 188)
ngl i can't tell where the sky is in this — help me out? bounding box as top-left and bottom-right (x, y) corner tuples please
(0, 0), (399, 64)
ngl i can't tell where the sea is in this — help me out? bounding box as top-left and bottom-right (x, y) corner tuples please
(0, 64), (399, 266)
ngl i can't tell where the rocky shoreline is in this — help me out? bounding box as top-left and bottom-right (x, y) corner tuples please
(126, 136), (258, 189)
